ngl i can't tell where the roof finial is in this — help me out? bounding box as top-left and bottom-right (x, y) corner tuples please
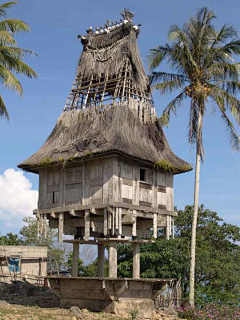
(121, 8), (134, 22)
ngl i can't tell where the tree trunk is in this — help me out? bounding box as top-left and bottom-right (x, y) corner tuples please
(189, 110), (202, 308)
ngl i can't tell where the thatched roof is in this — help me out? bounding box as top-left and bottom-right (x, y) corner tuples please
(18, 106), (192, 174)
(76, 20), (149, 93)
(19, 10), (192, 175)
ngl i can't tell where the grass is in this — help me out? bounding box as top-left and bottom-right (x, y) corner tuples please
(0, 304), (128, 320)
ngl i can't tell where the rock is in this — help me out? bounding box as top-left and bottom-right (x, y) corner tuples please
(0, 300), (9, 305)
(159, 307), (178, 316)
(69, 306), (86, 320)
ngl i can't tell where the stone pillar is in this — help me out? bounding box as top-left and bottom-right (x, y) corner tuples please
(133, 243), (140, 279)
(71, 242), (79, 277)
(97, 244), (105, 277)
(108, 242), (117, 278)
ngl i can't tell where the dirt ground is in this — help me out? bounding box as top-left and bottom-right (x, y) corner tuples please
(0, 282), (183, 320)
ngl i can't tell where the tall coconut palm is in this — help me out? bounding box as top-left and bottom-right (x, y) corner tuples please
(148, 7), (240, 307)
(0, 1), (37, 120)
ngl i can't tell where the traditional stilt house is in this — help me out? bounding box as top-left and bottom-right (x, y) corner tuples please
(19, 9), (190, 315)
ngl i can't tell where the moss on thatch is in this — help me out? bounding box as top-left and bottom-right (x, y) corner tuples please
(154, 159), (192, 173)
(18, 106), (192, 174)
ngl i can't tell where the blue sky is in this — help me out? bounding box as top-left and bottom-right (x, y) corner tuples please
(0, 0), (240, 235)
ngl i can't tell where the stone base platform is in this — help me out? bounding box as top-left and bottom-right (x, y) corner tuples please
(48, 277), (173, 319)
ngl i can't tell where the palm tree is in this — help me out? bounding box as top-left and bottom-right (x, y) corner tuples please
(148, 7), (240, 307)
(0, 1), (37, 120)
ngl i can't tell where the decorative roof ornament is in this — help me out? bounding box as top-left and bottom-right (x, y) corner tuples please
(121, 8), (134, 22)
(86, 26), (93, 35)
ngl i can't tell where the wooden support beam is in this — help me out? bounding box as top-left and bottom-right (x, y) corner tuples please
(71, 243), (79, 277)
(97, 244), (105, 277)
(112, 208), (115, 236)
(153, 213), (157, 239)
(43, 214), (47, 239)
(172, 217), (175, 239)
(39, 214), (43, 235)
(58, 213), (64, 242)
(50, 211), (57, 219)
(35, 202), (177, 217)
(169, 216), (172, 237)
(119, 207), (122, 236)
(70, 209), (76, 216)
(37, 218), (40, 240)
(108, 210), (112, 232)
(115, 207), (119, 230)
(90, 207), (96, 215)
(108, 242), (117, 278)
(104, 208), (108, 236)
(133, 243), (140, 279)
(165, 216), (170, 240)
(132, 210), (137, 237)
(84, 209), (90, 241)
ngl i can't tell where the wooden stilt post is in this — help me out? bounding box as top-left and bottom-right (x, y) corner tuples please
(84, 209), (90, 240)
(97, 244), (105, 277)
(43, 214), (47, 239)
(71, 242), (80, 277)
(108, 242), (117, 278)
(153, 213), (157, 239)
(132, 210), (137, 237)
(133, 243), (140, 279)
(104, 208), (108, 236)
(58, 213), (64, 242)
(119, 208), (122, 236)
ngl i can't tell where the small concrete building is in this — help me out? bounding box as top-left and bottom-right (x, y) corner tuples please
(0, 246), (47, 284)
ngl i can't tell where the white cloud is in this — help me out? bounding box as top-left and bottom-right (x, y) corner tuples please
(0, 169), (38, 231)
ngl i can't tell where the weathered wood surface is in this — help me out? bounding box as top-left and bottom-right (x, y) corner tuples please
(37, 157), (176, 242)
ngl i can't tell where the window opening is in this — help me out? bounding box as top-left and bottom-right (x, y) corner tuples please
(140, 169), (146, 182)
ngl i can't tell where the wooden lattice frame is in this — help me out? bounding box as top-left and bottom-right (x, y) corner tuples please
(64, 59), (156, 123)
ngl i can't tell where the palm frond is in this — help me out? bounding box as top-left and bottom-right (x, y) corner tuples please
(0, 53), (37, 78)
(0, 46), (37, 58)
(0, 30), (16, 44)
(149, 71), (188, 85)
(0, 63), (22, 94)
(211, 91), (240, 150)
(0, 19), (30, 33)
(211, 86), (240, 125)
(153, 80), (183, 95)
(159, 90), (186, 126)
(147, 45), (171, 71)
(0, 2), (18, 18)
(188, 99), (198, 145)
(220, 39), (240, 55)
(208, 62), (240, 81)
(196, 7), (216, 25)
(214, 24), (238, 44)
(0, 93), (9, 120)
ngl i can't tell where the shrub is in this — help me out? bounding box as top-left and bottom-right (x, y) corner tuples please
(178, 303), (240, 320)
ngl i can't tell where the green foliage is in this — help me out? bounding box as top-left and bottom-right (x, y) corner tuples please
(178, 303), (240, 320)
(118, 205), (240, 307)
(0, 1), (37, 120)
(37, 157), (54, 167)
(154, 159), (192, 173)
(20, 216), (56, 247)
(129, 309), (139, 320)
(0, 232), (22, 245)
(19, 217), (65, 273)
(148, 7), (240, 157)
(66, 253), (98, 277)
(48, 247), (65, 274)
